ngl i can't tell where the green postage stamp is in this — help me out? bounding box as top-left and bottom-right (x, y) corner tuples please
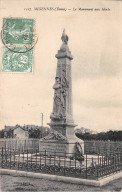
(2, 18), (36, 73)
(2, 47), (33, 72)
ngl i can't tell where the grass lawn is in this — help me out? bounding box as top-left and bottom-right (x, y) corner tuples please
(0, 174), (122, 192)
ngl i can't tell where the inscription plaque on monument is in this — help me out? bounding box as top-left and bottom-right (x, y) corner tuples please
(39, 130), (69, 156)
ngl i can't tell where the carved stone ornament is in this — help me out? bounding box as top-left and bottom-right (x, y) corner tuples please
(41, 129), (67, 141)
(61, 28), (68, 45)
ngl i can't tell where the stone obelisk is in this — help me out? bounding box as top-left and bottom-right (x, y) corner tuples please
(48, 29), (75, 136)
(40, 30), (84, 156)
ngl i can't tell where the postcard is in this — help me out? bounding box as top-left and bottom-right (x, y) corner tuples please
(0, 0), (122, 192)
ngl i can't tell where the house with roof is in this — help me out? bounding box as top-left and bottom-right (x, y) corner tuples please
(2, 124), (50, 139)
(3, 125), (29, 139)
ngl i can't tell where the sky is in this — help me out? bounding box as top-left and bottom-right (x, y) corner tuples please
(0, 0), (122, 132)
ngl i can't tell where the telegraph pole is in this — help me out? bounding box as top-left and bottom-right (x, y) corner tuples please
(40, 113), (44, 138)
(40, 113), (44, 127)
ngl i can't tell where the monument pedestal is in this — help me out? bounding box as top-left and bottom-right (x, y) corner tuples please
(47, 121), (84, 154)
(65, 125), (84, 154)
(39, 128), (84, 157)
(39, 130), (68, 156)
(39, 29), (84, 159)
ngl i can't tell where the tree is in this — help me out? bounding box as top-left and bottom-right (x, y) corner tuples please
(75, 128), (122, 141)
(0, 130), (4, 138)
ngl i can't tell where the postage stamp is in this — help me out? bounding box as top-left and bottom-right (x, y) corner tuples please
(2, 18), (34, 45)
(2, 18), (36, 73)
(2, 46), (33, 72)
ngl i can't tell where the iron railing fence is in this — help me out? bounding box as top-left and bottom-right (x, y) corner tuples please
(0, 138), (39, 153)
(1, 139), (122, 155)
(84, 140), (122, 155)
(0, 147), (122, 180)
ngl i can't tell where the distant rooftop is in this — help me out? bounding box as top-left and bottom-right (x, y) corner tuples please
(2, 124), (49, 132)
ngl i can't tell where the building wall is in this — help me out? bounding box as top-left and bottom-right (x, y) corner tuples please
(14, 127), (28, 139)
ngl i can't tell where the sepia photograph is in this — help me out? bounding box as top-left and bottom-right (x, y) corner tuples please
(0, 0), (122, 192)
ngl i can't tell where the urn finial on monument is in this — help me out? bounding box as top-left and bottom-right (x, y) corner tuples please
(61, 28), (68, 45)
(55, 29), (73, 60)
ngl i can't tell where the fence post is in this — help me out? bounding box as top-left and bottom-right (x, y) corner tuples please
(40, 153), (41, 169)
(70, 156), (71, 168)
(27, 149), (28, 171)
(92, 157), (93, 167)
(18, 148), (20, 170)
(38, 142), (39, 153)
(100, 157), (101, 166)
(13, 148), (15, 167)
(1, 147), (3, 167)
(98, 154), (99, 166)
(14, 148), (16, 170)
(120, 152), (122, 171)
(23, 149), (24, 165)
(5, 146), (7, 165)
(97, 153), (99, 180)
(86, 153), (87, 179)
(119, 152), (121, 171)
(45, 150), (46, 167)
(115, 152), (117, 173)
(108, 154), (110, 174)
(110, 152), (111, 173)
(25, 139), (26, 152)
(54, 151), (56, 175)
(117, 152), (119, 172)
(10, 148), (11, 169)
(50, 154), (51, 166)
(7, 147), (9, 168)
(114, 151), (115, 173)
(59, 155), (60, 167)
(31, 151), (32, 169)
(75, 153), (76, 177)
(99, 157), (101, 177)
(102, 154), (103, 178)
(117, 152), (119, 171)
(91, 157), (93, 176)
(36, 149), (37, 167)
(107, 153), (109, 175)
(64, 152), (66, 176)
(5, 140), (6, 152)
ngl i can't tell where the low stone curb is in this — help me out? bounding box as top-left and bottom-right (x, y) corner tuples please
(0, 168), (122, 187)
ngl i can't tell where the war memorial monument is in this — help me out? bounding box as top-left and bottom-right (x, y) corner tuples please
(39, 30), (84, 159)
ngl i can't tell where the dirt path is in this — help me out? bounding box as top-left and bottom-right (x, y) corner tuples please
(0, 174), (122, 191)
